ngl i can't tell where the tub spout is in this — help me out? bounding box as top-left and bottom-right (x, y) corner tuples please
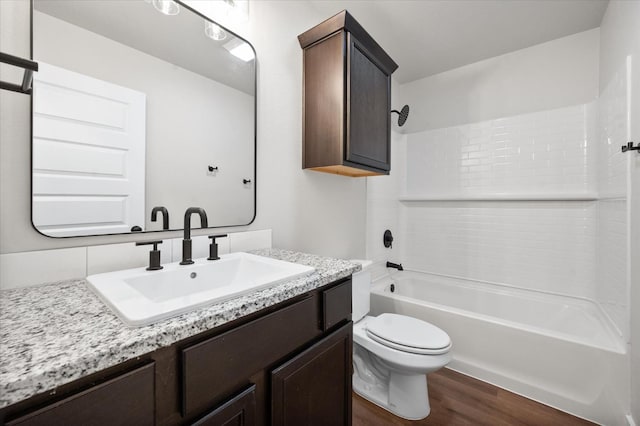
(386, 261), (403, 271)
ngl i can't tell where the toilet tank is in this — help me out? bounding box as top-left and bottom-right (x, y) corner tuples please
(350, 260), (373, 322)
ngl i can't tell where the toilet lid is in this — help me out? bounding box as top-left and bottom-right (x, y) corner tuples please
(366, 313), (451, 354)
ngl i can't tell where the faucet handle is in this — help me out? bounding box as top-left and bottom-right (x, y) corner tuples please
(207, 234), (227, 261)
(135, 240), (162, 249)
(136, 240), (163, 270)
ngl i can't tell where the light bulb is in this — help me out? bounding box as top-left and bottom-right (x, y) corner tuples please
(152, 0), (180, 16)
(205, 21), (227, 41)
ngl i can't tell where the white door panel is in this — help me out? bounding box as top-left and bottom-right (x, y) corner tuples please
(34, 196), (127, 225)
(33, 138), (127, 177)
(33, 175), (130, 195)
(32, 62), (146, 236)
(33, 115), (131, 149)
(33, 82), (127, 128)
(33, 196), (129, 237)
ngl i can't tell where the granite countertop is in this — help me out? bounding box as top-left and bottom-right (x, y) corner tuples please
(0, 249), (360, 408)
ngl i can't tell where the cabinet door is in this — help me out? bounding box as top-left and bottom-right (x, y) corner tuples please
(271, 322), (352, 426)
(347, 34), (391, 173)
(192, 385), (256, 426)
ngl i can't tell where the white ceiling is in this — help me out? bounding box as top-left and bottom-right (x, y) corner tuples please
(308, 0), (609, 84)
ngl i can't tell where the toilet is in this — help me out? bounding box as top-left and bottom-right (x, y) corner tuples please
(351, 260), (452, 420)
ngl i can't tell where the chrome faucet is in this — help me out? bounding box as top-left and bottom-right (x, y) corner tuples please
(180, 207), (208, 265)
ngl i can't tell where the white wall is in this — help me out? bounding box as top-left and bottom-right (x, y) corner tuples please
(234, 0), (367, 259)
(599, 1), (640, 423)
(400, 29), (600, 134)
(0, 1), (367, 267)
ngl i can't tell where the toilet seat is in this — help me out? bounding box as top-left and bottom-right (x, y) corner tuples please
(366, 313), (451, 355)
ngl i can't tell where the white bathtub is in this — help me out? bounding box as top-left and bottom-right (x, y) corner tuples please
(370, 270), (629, 425)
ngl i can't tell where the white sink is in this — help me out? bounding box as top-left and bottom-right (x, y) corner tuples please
(86, 252), (315, 327)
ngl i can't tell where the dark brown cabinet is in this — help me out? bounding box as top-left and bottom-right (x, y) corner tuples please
(271, 323), (352, 426)
(181, 296), (320, 418)
(0, 279), (353, 426)
(299, 11), (398, 177)
(191, 385), (256, 426)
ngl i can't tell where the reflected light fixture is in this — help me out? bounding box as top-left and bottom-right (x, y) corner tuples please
(223, 39), (254, 62)
(205, 21), (227, 41)
(209, 0), (249, 26)
(151, 0), (180, 16)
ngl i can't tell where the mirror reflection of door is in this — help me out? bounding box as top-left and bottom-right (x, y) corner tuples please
(32, 63), (146, 237)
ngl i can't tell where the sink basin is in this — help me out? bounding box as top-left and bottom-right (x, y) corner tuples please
(86, 252), (315, 326)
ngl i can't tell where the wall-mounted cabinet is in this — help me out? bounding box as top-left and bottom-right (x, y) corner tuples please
(298, 11), (398, 177)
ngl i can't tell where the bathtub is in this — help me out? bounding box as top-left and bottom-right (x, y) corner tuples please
(370, 270), (629, 425)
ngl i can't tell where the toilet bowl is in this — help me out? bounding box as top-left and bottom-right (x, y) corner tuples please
(351, 261), (452, 420)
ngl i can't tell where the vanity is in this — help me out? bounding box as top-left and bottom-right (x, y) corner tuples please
(0, 250), (358, 425)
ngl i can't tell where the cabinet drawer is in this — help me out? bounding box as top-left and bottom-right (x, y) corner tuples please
(192, 384), (256, 426)
(322, 280), (352, 331)
(182, 296), (320, 417)
(7, 363), (155, 426)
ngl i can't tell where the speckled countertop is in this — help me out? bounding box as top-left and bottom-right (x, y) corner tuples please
(0, 249), (360, 408)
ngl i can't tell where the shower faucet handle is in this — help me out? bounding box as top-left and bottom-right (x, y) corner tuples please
(383, 230), (394, 248)
(621, 141), (639, 153)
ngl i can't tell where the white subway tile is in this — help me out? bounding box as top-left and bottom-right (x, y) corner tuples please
(400, 201), (597, 298)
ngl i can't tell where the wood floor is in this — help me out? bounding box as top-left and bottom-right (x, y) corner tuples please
(352, 368), (595, 426)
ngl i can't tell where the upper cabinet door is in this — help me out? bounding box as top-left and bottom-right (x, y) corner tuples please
(347, 34), (391, 172)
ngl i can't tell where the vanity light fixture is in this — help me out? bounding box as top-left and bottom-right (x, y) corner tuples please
(151, 0), (180, 16)
(223, 39), (255, 62)
(205, 21), (227, 41)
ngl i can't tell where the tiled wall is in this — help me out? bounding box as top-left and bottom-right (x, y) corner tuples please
(0, 229), (272, 290)
(596, 199), (628, 338)
(400, 104), (599, 297)
(400, 201), (597, 298)
(596, 58), (630, 339)
(405, 104), (596, 197)
(392, 91), (630, 338)
(598, 62), (629, 199)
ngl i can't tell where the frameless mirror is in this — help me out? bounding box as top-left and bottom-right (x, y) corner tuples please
(31, 0), (256, 237)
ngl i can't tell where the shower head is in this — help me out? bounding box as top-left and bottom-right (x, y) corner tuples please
(391, 105), (410, 127)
